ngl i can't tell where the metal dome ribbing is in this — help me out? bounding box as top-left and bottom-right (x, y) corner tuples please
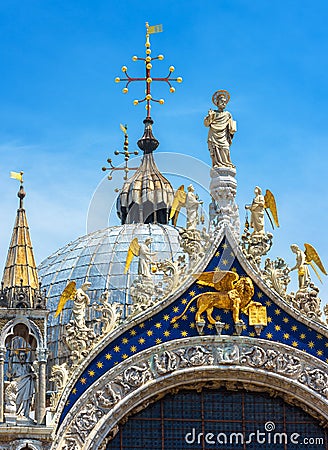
(38, 223), (183, 365)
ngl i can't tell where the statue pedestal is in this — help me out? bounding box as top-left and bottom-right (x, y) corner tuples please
(4, 413), (16, 425)
(241, 228), (273, 268)
(16, 415), (36, 426)
(209, 167), (240, 237)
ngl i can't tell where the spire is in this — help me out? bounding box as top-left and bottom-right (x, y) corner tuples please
(112, 22), (182, 224)
(0, 177), (46, 308)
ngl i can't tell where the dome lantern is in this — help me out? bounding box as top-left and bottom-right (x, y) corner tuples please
(117, 117), (174, 224)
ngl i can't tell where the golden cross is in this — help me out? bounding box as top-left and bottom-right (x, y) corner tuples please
(115, 22), (182, 119)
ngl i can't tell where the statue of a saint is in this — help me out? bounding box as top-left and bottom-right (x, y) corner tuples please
(204, 90), (237, 168)
(245, 186), (265, 235)
(138, 238), (157, 278)
(11, 350), (36, 419)
(185, 184), (203, 230)
(72, 282), (91, 331)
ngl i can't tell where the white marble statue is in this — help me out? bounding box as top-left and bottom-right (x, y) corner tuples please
(12, 351), (36, 419)
(245, 186), (265, 235)
(138, 238), (157, 278)
(170, 184), (203, 230)
(93, 291), (121, 335)
(204, 90), (236, 169)
(4, 380), (17, 414)
(64, 281), (97, 366)
(72, 282), (91, 331)
(185, 185), (203, 230)
(290, 244), (310, 290)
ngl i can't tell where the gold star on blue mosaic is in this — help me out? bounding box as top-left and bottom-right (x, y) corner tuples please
(59, 234), (328, 429)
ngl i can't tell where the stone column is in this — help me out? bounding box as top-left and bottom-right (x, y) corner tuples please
(36, 348), (47, 424)
(0, 347), (5, 422)
(209, 167), (240, 237)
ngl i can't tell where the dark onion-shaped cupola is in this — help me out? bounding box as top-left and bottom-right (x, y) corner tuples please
(117, 117), (174, 224)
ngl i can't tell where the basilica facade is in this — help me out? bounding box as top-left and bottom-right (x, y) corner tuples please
(0, 25), (327, 450)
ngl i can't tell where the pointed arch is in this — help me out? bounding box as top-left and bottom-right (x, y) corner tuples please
(0, 317), (44, 349)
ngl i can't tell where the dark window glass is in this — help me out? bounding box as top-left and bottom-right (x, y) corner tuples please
(106, 388), (328, 450)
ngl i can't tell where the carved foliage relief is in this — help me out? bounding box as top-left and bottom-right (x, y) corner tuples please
(55, 338), (328, 450)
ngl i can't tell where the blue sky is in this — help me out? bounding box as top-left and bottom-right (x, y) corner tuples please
(0, 0), (328, 303)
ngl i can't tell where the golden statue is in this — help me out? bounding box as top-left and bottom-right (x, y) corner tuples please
(55, 280), (92, 331)
(171, 271), (260, 325)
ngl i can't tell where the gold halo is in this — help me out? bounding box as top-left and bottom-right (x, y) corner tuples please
(14, 348), (31, 354)
(212, 89), (230, 107)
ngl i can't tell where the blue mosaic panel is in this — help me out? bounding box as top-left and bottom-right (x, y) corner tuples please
(59, 236), (328, 426)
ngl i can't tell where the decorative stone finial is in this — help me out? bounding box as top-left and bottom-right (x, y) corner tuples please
(137, 117), (159, 154)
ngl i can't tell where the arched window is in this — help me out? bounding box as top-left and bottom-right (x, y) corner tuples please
(105, 388), (328, 450)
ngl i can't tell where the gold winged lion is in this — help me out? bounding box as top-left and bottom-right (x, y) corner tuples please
(171, 271), (259, 325)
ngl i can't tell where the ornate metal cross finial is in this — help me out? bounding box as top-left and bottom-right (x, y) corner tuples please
(102, 124), (139, 182)
(115, 22), (182, 119)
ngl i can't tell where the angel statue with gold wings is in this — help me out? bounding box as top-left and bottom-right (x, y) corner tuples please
(290, 243), (327, 291)
(169, 184), (203, 230)
(124, 237), (157, 278)
(55, 281), (91, 331)
(245, 187), (279, 235)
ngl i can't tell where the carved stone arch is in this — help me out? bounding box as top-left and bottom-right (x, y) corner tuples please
(52, 336), (328, 450)
(88, 370), (328, 450)
(0, 317), (44, 349)
(15, 443), (40, 450)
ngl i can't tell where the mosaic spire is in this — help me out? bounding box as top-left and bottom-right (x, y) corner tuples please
(0, 176), (46, 308)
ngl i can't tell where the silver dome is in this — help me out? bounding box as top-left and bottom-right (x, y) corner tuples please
(38, 223), (183, 364)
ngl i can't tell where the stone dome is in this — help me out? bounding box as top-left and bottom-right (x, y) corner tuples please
(38, 223), (183, 364)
